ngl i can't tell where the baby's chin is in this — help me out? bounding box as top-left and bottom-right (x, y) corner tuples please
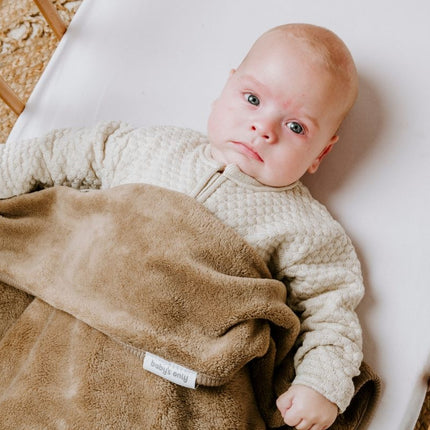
(209, 143), (297, 187)
(244, 167), (300, 188)
(231, 159), (286, 187)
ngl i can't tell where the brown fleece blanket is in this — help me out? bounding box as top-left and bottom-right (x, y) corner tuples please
(0, 184), (380, 429)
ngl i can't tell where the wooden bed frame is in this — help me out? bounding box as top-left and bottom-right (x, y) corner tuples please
(0, 0), (66, 115)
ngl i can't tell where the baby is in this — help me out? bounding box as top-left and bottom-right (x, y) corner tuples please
(209, 24), (359, 430)
(0, 24), (363, 430)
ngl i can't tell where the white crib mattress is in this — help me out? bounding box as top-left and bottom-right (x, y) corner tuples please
(8, 1), (430, 428)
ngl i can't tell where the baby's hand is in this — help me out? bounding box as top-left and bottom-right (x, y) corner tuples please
(276, 384), (337, 430)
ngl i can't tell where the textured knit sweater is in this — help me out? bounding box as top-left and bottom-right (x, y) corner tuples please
(0, 122), (364, 412)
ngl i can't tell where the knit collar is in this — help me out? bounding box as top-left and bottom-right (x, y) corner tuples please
(200, 143), (299, 192)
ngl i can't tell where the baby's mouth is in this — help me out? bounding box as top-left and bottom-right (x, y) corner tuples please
(231, 141), (263, 162)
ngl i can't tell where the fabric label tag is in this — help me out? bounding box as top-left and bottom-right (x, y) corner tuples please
(143, 352), (197, 389)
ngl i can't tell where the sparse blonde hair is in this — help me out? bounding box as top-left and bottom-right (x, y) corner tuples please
(250, 23), (359, 122)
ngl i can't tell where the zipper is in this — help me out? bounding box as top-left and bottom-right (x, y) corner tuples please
(189, 167), (226, 203)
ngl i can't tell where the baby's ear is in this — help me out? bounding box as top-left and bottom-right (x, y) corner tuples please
(307, 136), (338, 174)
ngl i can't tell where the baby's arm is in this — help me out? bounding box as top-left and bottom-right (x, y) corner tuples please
(276, 385), (337, 430)
(0, 121), (129, 198)
(276, 194), (365, 415)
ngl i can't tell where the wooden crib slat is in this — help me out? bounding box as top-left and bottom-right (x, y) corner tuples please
(33, 0), (67, 40)
(0, 0), (67, 116)
(0, 76), (25, 115)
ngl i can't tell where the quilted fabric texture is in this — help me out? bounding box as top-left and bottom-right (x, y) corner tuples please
(0, 122), (364, 411)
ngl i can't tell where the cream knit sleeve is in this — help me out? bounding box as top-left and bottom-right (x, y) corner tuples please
(0, 121), (133, 199)
(277, 195), (364, 412)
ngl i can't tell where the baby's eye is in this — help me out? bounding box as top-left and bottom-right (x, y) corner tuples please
(286, 121), (304, 135)
(245, 93), (260, 106)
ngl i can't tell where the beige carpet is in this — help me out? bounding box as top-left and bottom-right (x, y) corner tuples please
(0, 0), (81, 142)
(0, 1), (429, 429)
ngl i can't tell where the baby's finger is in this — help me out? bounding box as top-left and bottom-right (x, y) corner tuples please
(276, 392), (293, 414)
(281, 410), (302, 428)
(308, 424), (328, 430)
(294, 419), (312, 430)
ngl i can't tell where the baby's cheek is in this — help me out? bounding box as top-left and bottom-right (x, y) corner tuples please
(207, 103), (227, 138)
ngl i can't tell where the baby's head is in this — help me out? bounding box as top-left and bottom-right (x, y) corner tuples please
(208, 23), (358, 187)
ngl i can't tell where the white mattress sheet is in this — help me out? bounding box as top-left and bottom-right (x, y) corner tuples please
(7, 1), (430, 428)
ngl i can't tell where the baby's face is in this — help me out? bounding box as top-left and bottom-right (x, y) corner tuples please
(208, 35), (344, 187)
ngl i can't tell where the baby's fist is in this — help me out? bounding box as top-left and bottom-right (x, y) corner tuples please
(276, 384), (337, 430)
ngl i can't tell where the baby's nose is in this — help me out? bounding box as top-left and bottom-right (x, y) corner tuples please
(250, 122), (277, 143)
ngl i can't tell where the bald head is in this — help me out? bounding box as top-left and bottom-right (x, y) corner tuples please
(241, 23), (358, 124)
